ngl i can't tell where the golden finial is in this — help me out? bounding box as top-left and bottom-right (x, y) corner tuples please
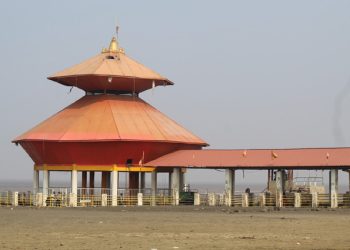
(108, 37), (119, 53)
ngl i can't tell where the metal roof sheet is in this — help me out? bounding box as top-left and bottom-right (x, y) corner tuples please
(145, 148), (350, 169)
(14, 95), (207, 145)
(48, 51), (173, 93)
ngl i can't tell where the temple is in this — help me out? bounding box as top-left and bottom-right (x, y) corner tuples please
(12, 34), (350, 208)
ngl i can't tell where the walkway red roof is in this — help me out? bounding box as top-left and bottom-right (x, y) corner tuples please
(145, 148), (350, 169)
(14, 95), (207, 145)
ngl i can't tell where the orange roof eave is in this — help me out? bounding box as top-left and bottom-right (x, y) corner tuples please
(13, 138), (208, 146)
(47, 74), (174, 85)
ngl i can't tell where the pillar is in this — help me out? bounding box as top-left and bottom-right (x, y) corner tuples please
(224, 169), (235, 206)
(33, 169), (39, 194)
(168, 172), (172, 192)
(42, 170), (49, 206)
(329, 169), (338, 208)
(70, 170), (78, 207)
(89, 171), (95, 195)
(171, 168), (180, 205)
(82, 171), (87, 195)
(101, 172), (110, 194)
(111, 170), (119, 206)
(275, 170), (284, 207)
(140, 172), (146, 191)
(179, 170), (185, 191)
(151, 170), (157, 206)
(43, 170), (49, 196)
(71, 170), (78, 194)
(129, 172), (139, 193)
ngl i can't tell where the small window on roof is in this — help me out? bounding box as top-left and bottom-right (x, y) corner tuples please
(106, 55), (115, 60)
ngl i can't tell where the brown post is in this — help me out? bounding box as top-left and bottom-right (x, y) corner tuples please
(267, 170), (271, 191)
(89, 171), (95, 195)
(101, 172), (109, 194)
(82, 171), (87, 195)
(129, 172), (139, 196)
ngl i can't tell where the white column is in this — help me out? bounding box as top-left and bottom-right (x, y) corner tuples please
(70, 170), (78, 207)
(275, 170), (284, 207)
(111, 170), (119, 206)
(151, 170), (157, 206)
(225, 169), (235, 206)
(329, 169), (338, 208)
(43, 170), (49, 195)
(171, 168), (180, 205)
(71, 170), (78, 194)
(42, 170), (49, 207)
(33, 169), (39, 194)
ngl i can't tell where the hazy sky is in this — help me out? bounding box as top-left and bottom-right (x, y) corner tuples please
(1, 1), (350, 189)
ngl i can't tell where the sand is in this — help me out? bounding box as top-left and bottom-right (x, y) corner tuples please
(0, 206), (350, 250)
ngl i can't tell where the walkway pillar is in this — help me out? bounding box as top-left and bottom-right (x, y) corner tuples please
(329, 169), (338, 208)
(111, 170), (119, 206)
(151, 170), (157, 206)
(33, 169), (39, 194)
(70, 170), (78, 207)
(225, 169), (235, 206)
(171, 168), (180, 205)
(275, 170), (284, 207)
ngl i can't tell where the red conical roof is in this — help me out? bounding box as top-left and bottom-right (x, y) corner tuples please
(14, 95), (207, 146)
(48, 37), (173, 94)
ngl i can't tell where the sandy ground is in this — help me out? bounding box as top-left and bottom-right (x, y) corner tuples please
(0, 206), (350, 250)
